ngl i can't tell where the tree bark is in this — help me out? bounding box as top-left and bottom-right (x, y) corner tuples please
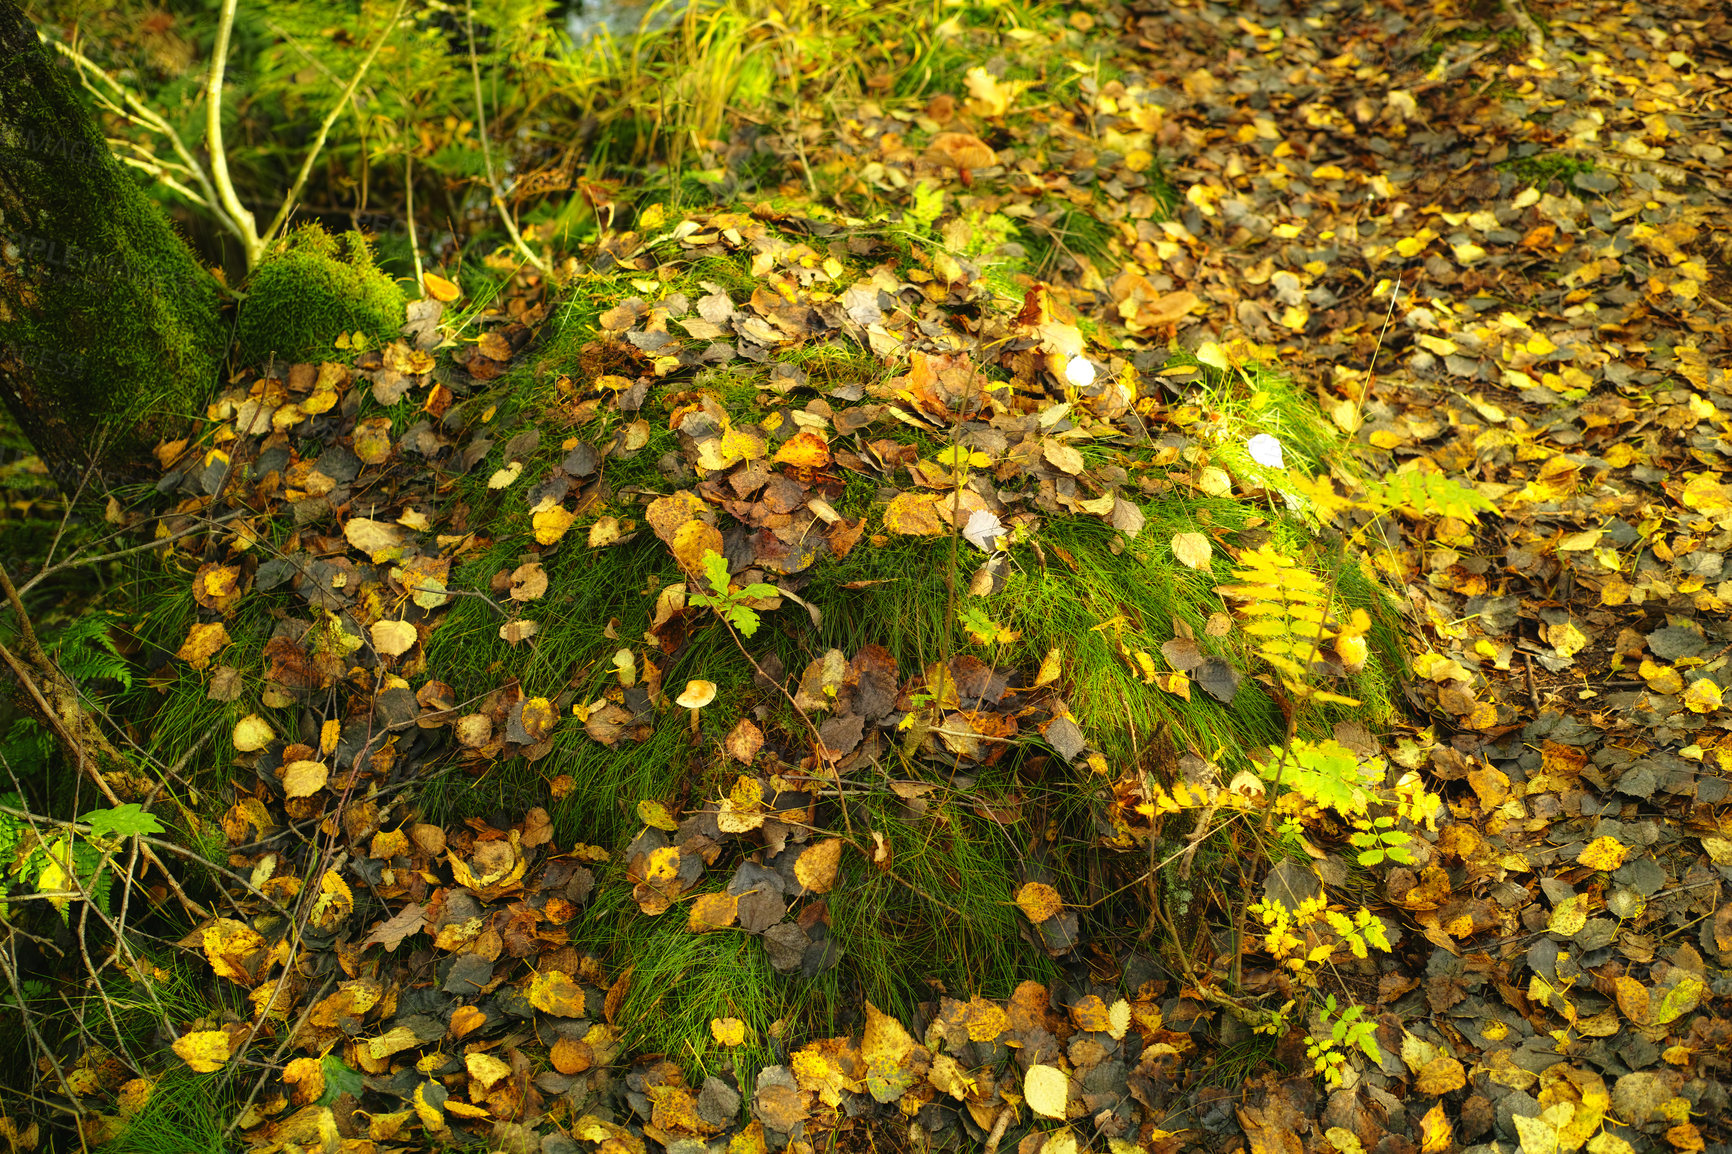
(0, 0), (224, 487)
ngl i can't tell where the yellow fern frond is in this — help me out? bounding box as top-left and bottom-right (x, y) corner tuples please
(1216, 544), (1359, 703)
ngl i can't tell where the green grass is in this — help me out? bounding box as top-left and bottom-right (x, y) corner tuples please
(98, 1065), (238, 1154)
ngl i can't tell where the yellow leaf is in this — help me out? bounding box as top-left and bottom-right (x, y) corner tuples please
(773, 431), (831, 470)
(1684, 678), (1722, 714)
(671, 519), (727, 576)
(1024, 1064), (1069, 1120)
(532, 503), (576, 545)
(466, 1052), (512, 1090)
(1419, 1102), (1454, 1153)
(687, 891), (739, 932)
(711, 1017), (747, 1046)
(369, 620), (418, 658)
(310, 869), (352, 931)
(282, 759), (329, 799)
(177, 622), (231, 670)
(1548, 895), (1588, 937)
(172, 1030), (232, 1073)
(963, 65), (1028, 118)
(1326, 1128), (1366, 1154)
(638, 800), (680, 831)
(1577, 836), (1629, 872)
(202, 918), (265, 985)
(529, 971), (586, 1017)
(1170, 532), (1213, 570)
(1415, 1056), (1466, 1095)
(795, 839), (843, 894)
(1152, 672), (1191, 701)
(861, 1002), (917, 1103)
(232, 714), (274, 752)
(1680, 473), (1731, 516)
(1640, 659), (1684, 696)
(1015, 882), (1063, 923)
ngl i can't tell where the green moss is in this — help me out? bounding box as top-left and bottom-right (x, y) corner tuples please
(234, 225), (407, 366)
(1498, 150), (1595, 187)
(0, 22), (223, 479)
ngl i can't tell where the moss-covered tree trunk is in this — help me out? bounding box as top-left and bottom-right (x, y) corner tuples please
(0, 0), (223, 487)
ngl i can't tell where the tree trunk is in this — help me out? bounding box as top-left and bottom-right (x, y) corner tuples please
(0, 0), (224, 488)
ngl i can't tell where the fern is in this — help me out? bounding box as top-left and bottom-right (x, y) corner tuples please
(1256, 738), (1381, 818)
(1216, 545), (1360, 705)
(1363, 469), (1497, 523)
(43, 611), (132, 692)
(0, 792), (24, 873)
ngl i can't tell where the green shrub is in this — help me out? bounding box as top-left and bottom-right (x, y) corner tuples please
(234, 225), (405, 365)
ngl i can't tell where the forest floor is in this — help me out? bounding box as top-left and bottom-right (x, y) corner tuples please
(5, 1), (1732, 1153)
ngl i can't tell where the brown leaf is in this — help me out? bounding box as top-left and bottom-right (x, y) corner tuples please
(363, 902), (426, 952)
(725, 718), (765, 763)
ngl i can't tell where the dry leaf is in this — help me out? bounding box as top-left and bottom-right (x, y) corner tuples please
(1171, 531), (1213, 570)
(172, 1030), (232, 1073)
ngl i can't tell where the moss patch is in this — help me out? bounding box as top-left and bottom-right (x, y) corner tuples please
(234, 225), (407, 366)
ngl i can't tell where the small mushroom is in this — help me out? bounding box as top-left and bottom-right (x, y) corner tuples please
(677, 679), (718, 734)
(921, 131), (995, 187)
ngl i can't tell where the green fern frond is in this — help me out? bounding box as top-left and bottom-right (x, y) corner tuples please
(43, 612), (132, 692)
(1255, 738), (1381, 817)
(1365, 469), (1497, 524)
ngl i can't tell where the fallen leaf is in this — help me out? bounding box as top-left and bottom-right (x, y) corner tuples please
(1171, 532), (1213, 570)
(1024, 1064), (1069, 1119)
(1015, 882), (1063, 923)
(172, 1030), (232, 1073)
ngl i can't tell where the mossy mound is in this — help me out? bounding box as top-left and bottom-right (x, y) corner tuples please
(113, 216), (1407, 1096)
(234, 225), (406, 366)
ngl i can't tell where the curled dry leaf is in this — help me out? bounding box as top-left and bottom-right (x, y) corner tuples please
(509, 562), (548, 602)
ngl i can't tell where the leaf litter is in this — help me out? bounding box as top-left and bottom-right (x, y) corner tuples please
(12, 0), (1732, 1151)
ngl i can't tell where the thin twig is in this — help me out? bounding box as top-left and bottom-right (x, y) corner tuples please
(203, 0), (261, 261)
(17, 508), (250, 598)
